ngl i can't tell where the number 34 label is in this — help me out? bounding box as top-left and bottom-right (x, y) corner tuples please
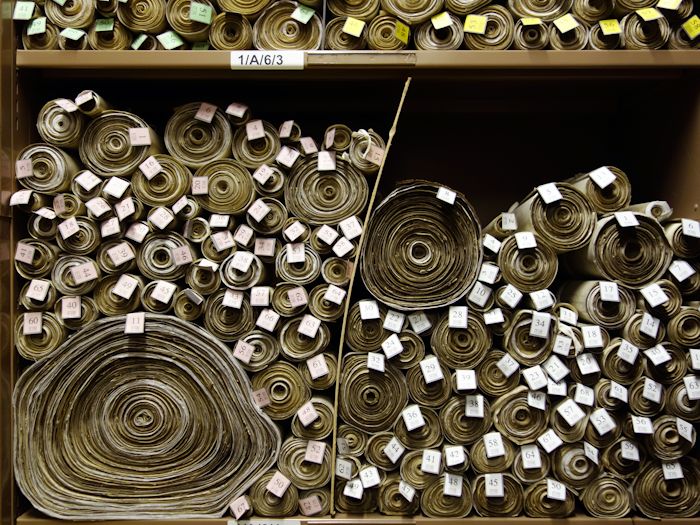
(230, 51), (304, 70)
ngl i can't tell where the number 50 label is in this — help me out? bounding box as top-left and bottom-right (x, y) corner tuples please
(230, 51), (305, 70)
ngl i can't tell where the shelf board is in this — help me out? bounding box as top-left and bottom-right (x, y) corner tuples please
(15, 50), (700, 71)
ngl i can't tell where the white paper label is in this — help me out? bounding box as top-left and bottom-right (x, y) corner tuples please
(233, 340), (255, 364)
(190, 176), (208, 196)
(497, 353), (520, 378)
(23, 312), (42, 335)
(298, 314), (321, 338)
(557, 399), (586, 426)
(225, 102), (248, 118)
(383, 437), (405, 464)
(484, 432), (505, 458)
(284, 221), (306, 242)
(332, 237), (353, 257)
(420, 356), (444, 384)
(171, 196), (189, 215)
(500, 284), (522, 308)
(640, 313), (660, 338)
(171, 245), (193, 267)
(529, 312), (551, 339)
(609, 380), (628, 403)
(515, 231), (537, 249)
(230, 497), (250, 519)
(484, 308), (505, 325)
(339, 216), (363, 241)
(359, 466), (381, 489)
(297, 401), (319, 427)
(443, 474), (462, 498)
(456, 369), (477, 391)
(483, 234), (502, 254)
(212, 231), (235, 252)
(103, 177), (129, 199)
(528, 390), (546, 410)
(521, 444), (542, 470)
(252, 388), (270, 408)
(317, 225), (339, 245)
(248, 199), (271, 222)
(129, 127), (151, 146)
(591, 408), (616, 435)
(381, 334), (404, 359)
(61, 296), (81, 319)
(538, 429), (563, 453)
(692, 349), (700, 371)
(501, 212), (517, 230)
(620, 440), (640, 461)
(151, 281), (176, 303)
(124, 312), (145, 334)
(589, 166), (616, 189)
(599, 281), (620, 302)
(485, 474), (504, 498)
(382, 310), (404, 333)
(10, 190), (32, 206)
(223, 289), (244, 309)
(662, 461), (684, 480)
(359, 300), (380, 320)
(15, 242), (35, 264)
(444, 445), (466, 467)
(631, 415), (653, 434)
(317, 150), (336, 172)
(681, 218), (700, 238)
(232, 251), (254, 272)
(367, 352), (385, 372)
(448, 306), (468, 329)
(421, 450), (442, 475)
(126, 222), (149, 243)
(115, 197), (136, 221)
(576, 353), (601, 375)
(544, 355), (569, 382)
(615, 211), (640, 227)
(286, 242), (305, 264)
(583, 441), (599, 464)
(254, 238), (276, 258)
(300, 137), (318, 155)
(571, 384), (593, 407)
(209, 214), (229, 228)
(677, 417), (695, 442)
(276, 146), (300, 168)
(641, 283), (669, 308)
(76, 171), (101, 191)
(465, 394), (485, 418)
(559, 307), (578, 326)
(150, 207), (173, 230)
(256, 309), (280, 332)
(538, 183), (562, 204)
(669, 260), (696, 282)
(306, 354), (329, 380)
(26, 279), (49, 302)
(139, 156), (162, 180)
(683, 375), (700, 400)
(336, 459), (353, 480)
(547, 479), (566, 501)
(617, 339), (639, 365)
(266, 472), (291, 498)
(478, 263), (500, 284)
(287, 286), (307, 308)
(107, 242), (136, 267)
(548, 379), (568, 397)
(249, 286), (270, 307)
(402, 405), (425, 431)
(645, 344), (672, 366)
(582, 325), (604, 349)
(58, 217), (80, 239)
(523, 365), (548, 390)
(436, 187), (456, 204)
(399, 481), (416, 502)
(71, 262), (98, 284)
(323, 284), (346, 305)
(35, 208), (56, 221)
(469, 282), (492, 308)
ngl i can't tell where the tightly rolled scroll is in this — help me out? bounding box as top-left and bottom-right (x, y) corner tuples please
(431, 311), (491, 369)
(573, 0), (614, 22)
(509, 0), (572, 21)
(664, 219), (700, 258)
(633, 459), (700, 518)
(165, 103), (232, 169)
(414, 14), (463, 49)
(476, 350), (520, 396)
(472, 474), (523, 517)
(203, 289), (254, 341)
(441, 396), (493, 445)
(378, 475), (420, 515)
(463, 5), (515, 50)
(117, 0), (167, 33)
(558, 280), (636, 330)
(420, 476), (473, 518)
(280, 317), (330, 361)
(512, 445), (550, 483)
(504, 310), (557, 366)
(492, 386), (548, 444)
(566, 169), (631, 214)
(470, 435), (515, 473)
(209, 13), (253, 50)
(45, 0), (94, 28)
(278, 437), (331, 489)
(381, 0), (443, 24)
(251, 361), (310, 421)
(523, 479), (575, 517)
(552, 444), (600, 489)
(325, 17), (368, 49)
(37, 99), (85, 149)
(513, 18), (549, 49)
(253, 1), (323, 50)
(15, 312), (66, 361)
(87, 20), (132, 49)
(565, 213), (672, 289)
(13, 315), (280, 519)
(361, 182), (482, 310)
(345, 302), (387, 352)
(22, 20), (60, 49)
(581, 475), (632, 518)
(394, 406), (443, 450)
(589, 23), (622, 48)
(132, 154), (191, 207)
(365, 432), (395, 470)
(406, 358), (451, 408)
(250, 470), (298, 517)
(367, 16), (409, 49)
(329, 0), (381, 19)
(550, 19), (589, 50)
(497, 233), (558, 292)
(17, 144), (79, 194)
(621, 11), (671, 48)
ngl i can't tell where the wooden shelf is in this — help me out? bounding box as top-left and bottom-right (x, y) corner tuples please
(15, 50), (700, 71)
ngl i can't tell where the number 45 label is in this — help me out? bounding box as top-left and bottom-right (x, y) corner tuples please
(230, 51), (304, 70)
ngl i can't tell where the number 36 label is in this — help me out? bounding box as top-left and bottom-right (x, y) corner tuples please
(230, 51), (305, 70)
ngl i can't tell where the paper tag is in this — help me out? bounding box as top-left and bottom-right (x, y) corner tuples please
(528, 390), (546, 410)
(367, 352), (385, 372)
(497, 353), (520, 378)
(86, 197), (111, 218)
(314, 225), (337, 247)
(10, 190), (32, 206)
(641, 283), (669, 308)
(343, 16), (365, 36)
(336, 438), (350, 455)
(484, 432), (505, 458)
(245, 119), (265, 141)
(183, 289), (204, 306)
(599, 281), (620, 302)
(111, 274), (138, 300)
(559, 307), (578, 326)
(613, 211), (642, 230)
(231, 251), (254, 272)
(384, 437), (405, 464)
(682, 15), (700, 39)
(408, 312), (431, 334)
(169, 245), (192, 267)
(151, 281), (176, 304)
(557, 399), (586, 426)
(609, 380), (628, 403)
(27, 16), (47, 35)
(317, 150), (336, 172)
(26, 279), (49, 302)
(212, 231), (235, 252)
(339, 217), (362, 241)
(60, 296), (81, 320)
(553, 13), (580, 33)
(637, 7), (663, 20)
(230, 497), (251, 520)
(617, 339), (639, 365)
(632, 415), (653, 434)
(359, 466), (381, 488)
(303, 440), (325, 465)
(297, 401), (319, 427)
(530, 290), (554, 311)
(478, 263), (500, 284)
(443, 473), (462, 498)
(544, 355), (569, 382)
(537, 183), (563, 203)
(15, 242), (36, 264)
(572, 384), (593, 407)
(500, 284), (523, 308)
(420, 356), (444, 384)
(282, 221), (305, 243)
(465, 394), (485, 418)
(381, 334), (404, 359)
(484, 473), (504, 498)
(383, 310), (405, 333)
(15, 159), (33, 179)
(299, 137), (318, 155)
(431, 11), (452, 29)
(521, 444), (542, 469)
(522, 17), (542, 25)
(620, 440), (639, 461)
(644, 344), (672, 366)
(287, 286), (308, 308)
(298, 314), (321, 338)
(209, 214), (229, 229)
(322, 284), (346, 306)
(483, 234), (502, 254)
(677, 417), (695, 442)
(60, 27), (85, 40)
(324, 128), (336, 150)
(336, 458), (353, 480)
(395, 20), (410, 44)
(692, 349), (700, 371)
(419, 450), (441, 475)
(129, 127), (151, 146)
(523, 365), (548, 390)
(99, 218), (119, 240)
(307, 354), (329, 379)
(332, 237), (353, 257)
(447, 306), (469, 329)
(588, 166), (617, 188)
(484, 308), (505, 325)
(171, 196), (188, 215)
(591, 408), (617, 435)
(681, 218), (700, 238)
(547, 479), (567, 501)
(266, 472), (291, 498)
(444, 445), (466, 467)
(253, 388), (270, 408)
(402, 405), (425, 431)
(342, 479), (364, 501)
(583, 442), (599, 465)
(285, 242), (305, 264)
(114, 197), (135, 221)
(640, 313), (660, 338)
(669, 260), (696, 282)
(662, 460), (684, 480)
(233, 340), (255, 364)
(359, 300), (380, 320)
(576, 353), (601, 375)
(22, 312), (42, 335)
(276, 146), (300, 168)
(71, 262), (98, 284)
(149, 207), (173, 230)
(291, 3), (315, 23)
(225, 102), (248, 118)
(683, 375), (700, 400)
(548, 379), (568, 397)
(456, 369), (477, 391)
(106, 242), (135, 267)
(469, 282), (492, 308)
(515, 231), (537, 250)
(249, 286), (270, 307)
(365, 144), (385, 167)
(538, 429), (563, 453)
(256, 309), (280, 332)
(582, 325), (604, 349)
(252, 165), (274, 187)
(529, 312), (551, 339)
(131, 33), (147, 50)
(190, 176), (208, 196)
(642, 377), (662, 403)
(247, 199), (271, 223)
(124, 312), (145, 334)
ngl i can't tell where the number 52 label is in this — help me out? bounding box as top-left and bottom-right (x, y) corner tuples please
(230, 51), (305, 70)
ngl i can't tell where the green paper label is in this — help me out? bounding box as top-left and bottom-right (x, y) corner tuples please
(157, 30), (184, 50)
(60, 27), (85, 40)
(52, 0), (67, 7)
(95, 18), (114, 31)
(131, 33), (147, 49)
(26, 16), (46, 35)
(13, 1), (35, 20)
(189, 2), (212, 24)
(291, 5), (314, 24)
(192, 41), (210, 50)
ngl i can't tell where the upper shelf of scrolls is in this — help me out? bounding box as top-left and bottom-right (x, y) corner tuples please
(15, 50), (700, 74)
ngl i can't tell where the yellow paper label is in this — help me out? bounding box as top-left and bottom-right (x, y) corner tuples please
(599, 19), (621, 35)
(636, 7), (663, 20)
(553, 13), (580, 33)
(431, 11), (452, 30)
(394, 20), (410, 44)
(657, 0), (682, 10)
(682, 14), (700, 39)
(464, 14), (488, 34)
(521, 17), (542, 25)
(342, 16), (365, 37)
